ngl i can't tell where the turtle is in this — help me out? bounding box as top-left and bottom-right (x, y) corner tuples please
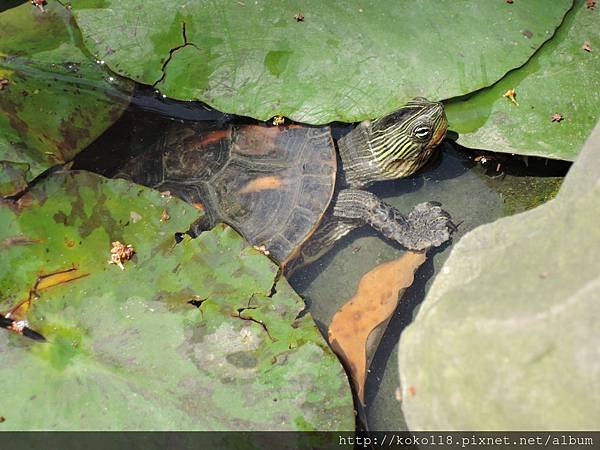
(118, 97), (454, 274)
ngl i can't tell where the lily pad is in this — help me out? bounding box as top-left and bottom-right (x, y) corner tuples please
(445, 0), (600, 161)
(69, 0), (571, 124)
(398, 120), (600, 430)
(0, 2), (132, 197)
(0, 170), (353, 430)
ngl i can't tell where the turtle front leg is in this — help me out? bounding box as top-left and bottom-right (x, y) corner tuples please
(333, 189), (454, 251)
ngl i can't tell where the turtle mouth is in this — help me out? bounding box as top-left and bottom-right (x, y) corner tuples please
(423, 101), (448, 149)
(428, 122), (448, 149)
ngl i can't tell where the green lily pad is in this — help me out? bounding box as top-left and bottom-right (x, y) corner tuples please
(68, 0), (572, 124)
(0, 2), (132, 197)
(445, 0), (600, 161)
(398, 120), (600, 430)
(0, 170), (353, 430)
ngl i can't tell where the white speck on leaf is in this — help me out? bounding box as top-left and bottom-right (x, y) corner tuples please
(130, 211), (142, 223)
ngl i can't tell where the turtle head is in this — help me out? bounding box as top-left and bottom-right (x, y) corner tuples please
(367, 97), (448, 177)
(339, 97), (448, 187)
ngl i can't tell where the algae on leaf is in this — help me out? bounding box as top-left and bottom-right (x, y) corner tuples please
(446, 0), (600, 161)
(68, 0), (571, 124)
(0, 2), (132, 197)
(398, 120), (600, 430)
(0, 171), (353, 430)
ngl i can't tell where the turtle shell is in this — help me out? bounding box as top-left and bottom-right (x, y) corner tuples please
(122, 122), (337, 265)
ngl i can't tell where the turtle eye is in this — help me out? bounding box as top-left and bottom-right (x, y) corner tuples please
(413, 126), (432, 140)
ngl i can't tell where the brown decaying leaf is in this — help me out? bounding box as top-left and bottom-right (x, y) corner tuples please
(238, 175), (285, 193)
(31, 0), (47, 12)
(272, 115), (285, 125)
(108, 241), (135, 270)
(328, 251), (427, 404)
(253, 245), (270, 256)
(503, 88), (519, 106)
(582, 41), (592, 52)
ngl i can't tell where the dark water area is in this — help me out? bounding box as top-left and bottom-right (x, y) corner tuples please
(0, 0), (27, 14)
(74, 85), (570, 430)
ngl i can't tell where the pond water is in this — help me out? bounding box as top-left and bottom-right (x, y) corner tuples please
(289, 132), (566, 430)
(74, 85), (569, 430)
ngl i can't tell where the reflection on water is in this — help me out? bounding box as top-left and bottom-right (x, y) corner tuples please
(74, 86), (570, 431)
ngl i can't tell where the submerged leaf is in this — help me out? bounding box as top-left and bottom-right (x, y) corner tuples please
(328, 251), (426, 404)
(0, 2), (132, 197)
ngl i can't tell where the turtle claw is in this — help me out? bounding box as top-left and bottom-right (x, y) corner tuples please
(447, 219), (462, 233)
(405, 202), (455, 251)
